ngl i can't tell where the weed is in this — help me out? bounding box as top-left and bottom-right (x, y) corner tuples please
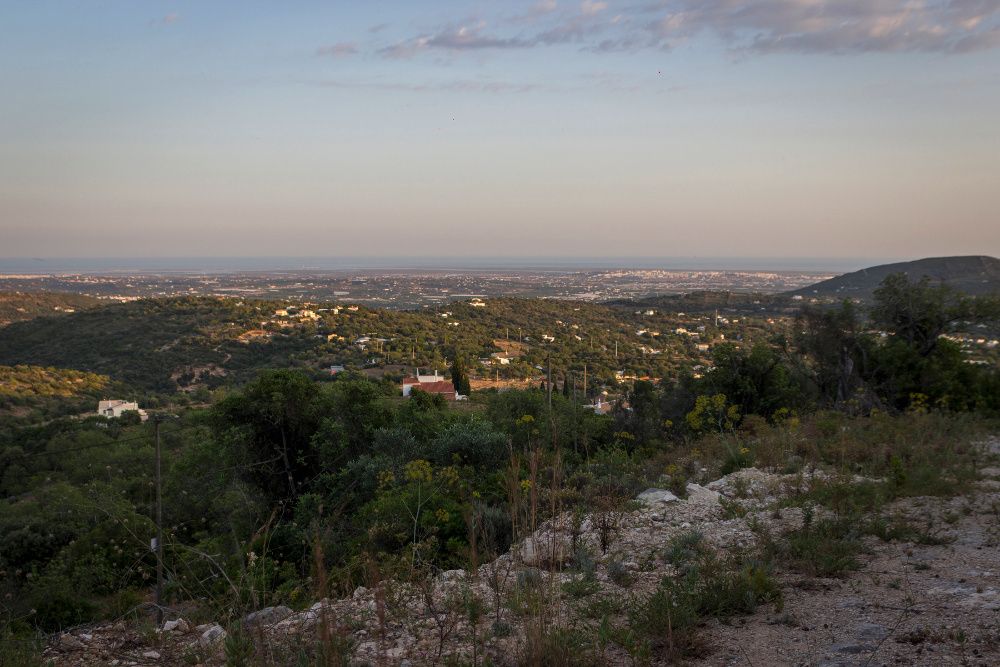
(720, 497), (748, 519)
(518, 625), (598, 667)
(562, 575), (600, 599)
(629, 548), (781, 660)
(607, 560), (633, 588)
(491, 619), (512, 638)
(776, 518), (861, 577)
(223, 625), (256, 667)
(663, 530), (707, 571)
(578, 595), (625, 620)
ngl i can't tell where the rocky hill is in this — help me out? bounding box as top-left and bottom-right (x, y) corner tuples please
(788, 255), (1000, 301)
(40, 438), (1000, 666)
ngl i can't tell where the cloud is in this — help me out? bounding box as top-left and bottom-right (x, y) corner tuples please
(581, 1), (608, 17)
(510, 0), (560, 24)
(150, 13), (179, 27)
(532, 0), (559, 16)
(641, 0), (1000, 55)
(311, 72), (666, 95)
(380, 22), (532, 58)
(316, 42), (359, 58)
(374, 0), (1000, 58)
(314, 78), (558, 94)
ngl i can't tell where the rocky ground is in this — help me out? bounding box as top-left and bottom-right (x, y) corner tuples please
(42, 442), (1000, 666)
(701, 471), (1000, 667)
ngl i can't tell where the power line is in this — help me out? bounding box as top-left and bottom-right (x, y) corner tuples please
(15, 423), (195, 459)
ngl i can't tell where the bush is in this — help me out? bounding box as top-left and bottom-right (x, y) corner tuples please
(631, 547), (781, 659)
(663, 530), (707, 570)
(607, 560), (633, 588)
(777, 517), (861, 577)
(27, 577), (98, 631)
(518, 626), (598, 667)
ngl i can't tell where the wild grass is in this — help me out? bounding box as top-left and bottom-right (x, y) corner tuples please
(629, 547), (782, 660)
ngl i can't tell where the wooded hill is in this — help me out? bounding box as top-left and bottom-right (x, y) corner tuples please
(788, 255), (1000, 300)
(0, 296), (772, 395)
(0, 291), (101, 327)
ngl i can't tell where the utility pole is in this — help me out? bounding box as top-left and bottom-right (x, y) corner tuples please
(583, 364), (587, 401)
(150, 412), (178, 627)
(153, 415), (165, 627)
(546, 356), (552, 411)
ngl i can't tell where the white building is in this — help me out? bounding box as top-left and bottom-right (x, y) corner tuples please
(97, 400), (148, 421)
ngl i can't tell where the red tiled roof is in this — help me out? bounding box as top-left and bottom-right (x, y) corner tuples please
(416, 381), (456, 395)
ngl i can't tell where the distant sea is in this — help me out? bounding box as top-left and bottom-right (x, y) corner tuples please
(0, 257), (899, 275)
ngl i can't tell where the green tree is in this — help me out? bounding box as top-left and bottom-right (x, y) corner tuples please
(796, 301), (870, 406)
(699, 343), (804, 420)
(685, 394), (739, 434)
(451, 355), (471, 396)
(871, 274), (988, 357)
(213, 370), (331, 502)
(867, 274), (1000, 410)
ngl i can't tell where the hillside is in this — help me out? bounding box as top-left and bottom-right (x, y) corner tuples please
(0, 291), (101, 327)
(788, 255), (1000, 300)
(2, 273), (999, 666)
(607, 290), (797, 315)
(0, 365), (113, 421)
(0, 296), (769, 393)
(0, 297), (314, 392)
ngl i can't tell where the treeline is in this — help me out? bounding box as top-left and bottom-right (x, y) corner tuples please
(615, 274), (1000, 450)
(0, 374), (618, 631)
(0, 292), (772, 395)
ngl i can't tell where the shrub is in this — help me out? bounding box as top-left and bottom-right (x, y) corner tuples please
(26, 576), (98, 631)
(607, 560), (633, 588)
(562, 575), (600, 599)
(777, 517), (861, 577)
(631, 548), (781, 659)
(518, 626), (598, 667)
(663, 530), (707, 570)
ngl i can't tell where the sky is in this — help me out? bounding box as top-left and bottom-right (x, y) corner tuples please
(1, 0), (998, 262)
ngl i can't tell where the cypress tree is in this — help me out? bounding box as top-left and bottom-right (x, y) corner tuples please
(451, 355), (471, 396)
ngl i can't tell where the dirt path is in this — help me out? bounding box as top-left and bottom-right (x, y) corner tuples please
(697, 473), (1000, 666)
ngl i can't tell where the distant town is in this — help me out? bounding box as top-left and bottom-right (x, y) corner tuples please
(0, 267), (833, 309)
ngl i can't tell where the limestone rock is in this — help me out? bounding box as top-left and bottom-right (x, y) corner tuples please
(637, 488), (679, 505)
(198, 624), (227, 647)
(685, 482), (721, 504)
(520, 535), (570, 567)
(163, 618), (189, 634)
(245, 605), (293, 628)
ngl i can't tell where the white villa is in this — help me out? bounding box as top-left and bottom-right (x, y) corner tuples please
(97, 400), (148, 421)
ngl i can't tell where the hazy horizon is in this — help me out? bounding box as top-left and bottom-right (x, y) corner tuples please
(2, 1), (998, 258)
(0, 254), (942, 275)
